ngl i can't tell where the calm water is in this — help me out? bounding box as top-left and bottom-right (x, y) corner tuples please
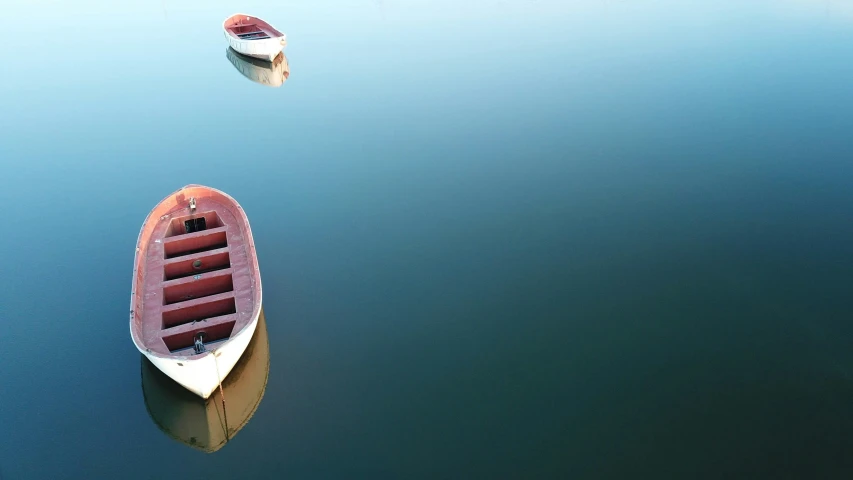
(3, 0), (853, 478)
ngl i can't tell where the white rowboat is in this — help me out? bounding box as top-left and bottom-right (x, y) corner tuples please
(130, 185), (263, 399)
(223, 13), (287, 62)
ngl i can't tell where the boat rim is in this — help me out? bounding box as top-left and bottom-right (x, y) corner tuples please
(222, 13), (285, 39)
(129, 184), (263, 361)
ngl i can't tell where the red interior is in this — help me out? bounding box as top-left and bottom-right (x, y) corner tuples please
(163, 271), (234, 305)
(164, 229), (228, 259)
(223, 14), (284, 38)
(162, 295), (237, 329)
(164, 249), (231, 280)
(130, 185), (262, 357)
(162, 317), (238, 353)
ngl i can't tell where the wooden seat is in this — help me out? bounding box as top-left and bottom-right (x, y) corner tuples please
(237, 32), (270, 39)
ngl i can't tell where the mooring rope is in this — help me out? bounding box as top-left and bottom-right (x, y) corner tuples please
(213, 351), (229, 442)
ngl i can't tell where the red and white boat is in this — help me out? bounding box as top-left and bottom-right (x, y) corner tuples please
(223, 13), (287, 62)
(130, 185), (263, 399)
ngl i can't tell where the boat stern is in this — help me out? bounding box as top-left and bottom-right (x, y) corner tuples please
(143, 318), (259, 399)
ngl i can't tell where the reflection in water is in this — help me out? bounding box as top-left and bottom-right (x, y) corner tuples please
(226, 48), (290, 88)
(141, 310), (270, 453)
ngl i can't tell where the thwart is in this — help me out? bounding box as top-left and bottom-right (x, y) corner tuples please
(130, 185), (262, 399)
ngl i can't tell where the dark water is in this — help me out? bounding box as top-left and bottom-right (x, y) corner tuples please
(3, 1), (853, 478)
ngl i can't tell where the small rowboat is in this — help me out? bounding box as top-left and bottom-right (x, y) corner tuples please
(223, 13), (286, 62)
(226, 47), (290, 88)
(130, 185), (262, 399)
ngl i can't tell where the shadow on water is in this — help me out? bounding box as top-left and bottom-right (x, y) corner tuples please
(225, 48), (290, 88)
(140, 310), (270, 453)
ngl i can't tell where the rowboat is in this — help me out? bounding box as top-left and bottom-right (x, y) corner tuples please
(226, 47), (290, 88)
(130, 185), (262, 399)
(142, 310), (270, 453)
(223, 13), (286, 62)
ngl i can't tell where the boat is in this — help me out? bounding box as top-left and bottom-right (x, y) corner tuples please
(226, 47), (290, 88)
(223, 13), (287, 62)
(130, 185), (262, 399)
(141, 310), (270, 453)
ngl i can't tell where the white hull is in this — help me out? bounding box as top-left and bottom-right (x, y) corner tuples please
(138, 310), (260, 399)
(223, 30), (285, 62)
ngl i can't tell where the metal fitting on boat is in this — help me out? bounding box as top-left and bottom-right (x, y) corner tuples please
(194, 333), (206, 354)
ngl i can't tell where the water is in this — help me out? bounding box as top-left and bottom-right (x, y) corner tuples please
(2, 0), (853, 478)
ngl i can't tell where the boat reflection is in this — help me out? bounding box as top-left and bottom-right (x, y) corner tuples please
(226, 47), (290, 88)
(141, 310), (270, 453)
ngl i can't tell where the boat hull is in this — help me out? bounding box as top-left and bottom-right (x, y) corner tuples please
(141, 310), (270, 453)
(224, 33), (286, 62)
(139, 308), (259, 399)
